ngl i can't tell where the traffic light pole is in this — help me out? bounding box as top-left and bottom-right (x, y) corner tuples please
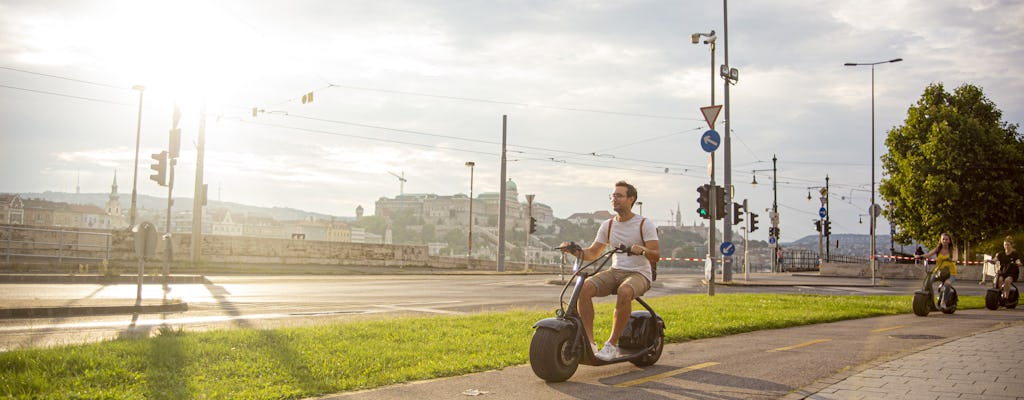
(707, 153), (716, 296)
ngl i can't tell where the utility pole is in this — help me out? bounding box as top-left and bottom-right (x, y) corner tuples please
(497, 115), (508, 272)
(190, 101), (207, 264)
(721, 0), (734, 282)
(129, 85), (145, 227)
(525, 194), (534, 272)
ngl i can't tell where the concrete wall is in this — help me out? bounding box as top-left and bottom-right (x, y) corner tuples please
(820, 262), (984, 281)
(0, 224), (558, 272)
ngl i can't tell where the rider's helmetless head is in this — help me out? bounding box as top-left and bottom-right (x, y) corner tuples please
(611, 181), (637, 214)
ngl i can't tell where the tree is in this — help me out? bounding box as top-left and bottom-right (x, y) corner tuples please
(880, 83), (1024, 248)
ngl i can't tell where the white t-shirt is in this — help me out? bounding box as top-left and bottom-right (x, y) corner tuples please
(593, 214), (659, 282)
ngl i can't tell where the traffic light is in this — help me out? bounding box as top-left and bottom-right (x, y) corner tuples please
(814, 220), (822, 232)
(149, 151), (168, 186)
(696, 185), (710, 219)
(732, 202), (745, 225)
(824, 220), (831, 236)
(529, 217), (537, 234)
(749, 213), (759, 232)
(714, 185), (727, 220)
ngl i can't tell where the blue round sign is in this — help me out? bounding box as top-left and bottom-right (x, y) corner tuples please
(700, 130), (721, 153)
(720, 241), (735, 256)
(819, 207), (826, 218)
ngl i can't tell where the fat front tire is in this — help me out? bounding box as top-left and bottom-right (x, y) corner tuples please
(912, 292), (930, 316)
(986, 289), (1000, 310)
(529, 328), (580, 382)
(629, 334), (664, 367)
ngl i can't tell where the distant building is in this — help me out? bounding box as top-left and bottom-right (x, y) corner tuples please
(566, 211), (614, 225)
(374, 179), (554, 233)
(0, 194), (24, 225)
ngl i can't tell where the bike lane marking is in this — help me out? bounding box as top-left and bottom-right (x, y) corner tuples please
(766, 338), (832, 352)
(613, 361), (720, 387)
(870, 325), (906, 333)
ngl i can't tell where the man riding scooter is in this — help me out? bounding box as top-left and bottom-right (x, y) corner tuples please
(559, 181), (659, 360)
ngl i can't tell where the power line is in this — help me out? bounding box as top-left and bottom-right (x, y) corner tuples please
(0, 66), (128, 90)
(0, 84), (132, 106)
(324, 83), (702, 121)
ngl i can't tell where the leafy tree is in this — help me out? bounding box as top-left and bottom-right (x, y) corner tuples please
(880, 83), (1024, 247)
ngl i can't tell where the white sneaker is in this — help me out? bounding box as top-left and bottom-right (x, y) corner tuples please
(595, 342), (620, 361)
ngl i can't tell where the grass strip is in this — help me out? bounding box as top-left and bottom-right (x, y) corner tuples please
(0, 293), (983, 399)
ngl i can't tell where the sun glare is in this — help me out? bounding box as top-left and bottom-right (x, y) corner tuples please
(49, 1), (276, 109)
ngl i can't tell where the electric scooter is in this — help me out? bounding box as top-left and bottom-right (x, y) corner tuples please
(912, 259), (958, 316)
(984, 267), (1019, 310)
(529, 243), (665, 382)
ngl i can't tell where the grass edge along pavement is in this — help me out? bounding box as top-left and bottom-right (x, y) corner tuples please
(0, 294), (985, 399)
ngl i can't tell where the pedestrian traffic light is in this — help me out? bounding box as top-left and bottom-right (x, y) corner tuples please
(696, 185), (710, 219)
(814, 220), (822, 232)
(149, 151), (168, 186)
(824, 220), (831, 236)
(714, 185), (727, 220)
(732, 202), (745, 225)
(749, 213), (759, 232)
(529, 217), (537, 234)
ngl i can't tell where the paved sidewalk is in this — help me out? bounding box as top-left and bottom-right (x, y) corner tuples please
(795, 323), (1024, 399)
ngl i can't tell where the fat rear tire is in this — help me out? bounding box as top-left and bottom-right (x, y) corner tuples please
(986, 289), (1000, 310)
(940, 288), (957, 314)
(912, 291), (930, 317)
(1007, 286), (1019, 309)
(529, 327), (580, 382)
(630, 333), (664, 367)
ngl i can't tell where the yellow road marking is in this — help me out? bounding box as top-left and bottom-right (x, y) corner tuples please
(767, 338), (832, 352)
(870, 325), (905, 333)
(613, 361), (719, 388)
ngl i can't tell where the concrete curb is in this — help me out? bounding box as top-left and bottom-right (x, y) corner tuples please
(0, 302), (189, 319)
(0, 274), (209, 285)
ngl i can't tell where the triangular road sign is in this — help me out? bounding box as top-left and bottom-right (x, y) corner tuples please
(701, 105), (723, 129)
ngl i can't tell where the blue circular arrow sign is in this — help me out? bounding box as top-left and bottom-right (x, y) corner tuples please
(720, 241), (735, 256)
(700, 130), (721, 153)
(819, 207), (827, 218)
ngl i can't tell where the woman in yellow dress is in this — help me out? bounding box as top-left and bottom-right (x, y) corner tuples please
(916, 232), (959, 308)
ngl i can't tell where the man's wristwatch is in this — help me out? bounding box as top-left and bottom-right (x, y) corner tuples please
(641, 249), (647, 256)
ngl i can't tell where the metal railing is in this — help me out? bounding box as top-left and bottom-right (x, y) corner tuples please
(2, 225), (111, 264)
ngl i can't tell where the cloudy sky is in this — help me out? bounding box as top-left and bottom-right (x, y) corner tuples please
(1, 0), (1022, 246)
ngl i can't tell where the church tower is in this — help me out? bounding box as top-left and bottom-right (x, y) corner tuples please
(105, 171), (122, 217)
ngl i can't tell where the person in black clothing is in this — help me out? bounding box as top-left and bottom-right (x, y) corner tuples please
(994, 236), (1021, 300)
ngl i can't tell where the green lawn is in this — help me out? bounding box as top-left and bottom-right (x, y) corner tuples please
(0, 294), (983, 399)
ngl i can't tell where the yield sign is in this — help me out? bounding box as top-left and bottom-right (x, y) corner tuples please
(701, 105), (723, 129)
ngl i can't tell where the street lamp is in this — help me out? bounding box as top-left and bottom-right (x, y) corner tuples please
(845, 57), (902, 285)
(129, 84), (145, 227)
(465, 161), (475, 260)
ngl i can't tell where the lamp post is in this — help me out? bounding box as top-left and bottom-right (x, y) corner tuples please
(844, 57), (902, 285)
(692, 29), (717, 295)
(751, 154), (778, 271)
(465, 161), (475, 261)
(129, 84), (145, 227)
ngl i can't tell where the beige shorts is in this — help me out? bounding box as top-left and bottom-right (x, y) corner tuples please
(586, 268), (650, 298)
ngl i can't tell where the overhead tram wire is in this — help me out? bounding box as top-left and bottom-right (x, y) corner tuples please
(0, 66), (129, 90)
(273, 112), (704, 171)
(322, 83), (703, 121)
(231, 118), (706, 177)
(0, 84), (133, 106)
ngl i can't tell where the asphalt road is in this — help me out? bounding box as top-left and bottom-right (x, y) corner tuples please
(0, 272), (989, 351)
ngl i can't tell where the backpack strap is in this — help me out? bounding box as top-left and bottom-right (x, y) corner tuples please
(605, 219), (613, 244)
